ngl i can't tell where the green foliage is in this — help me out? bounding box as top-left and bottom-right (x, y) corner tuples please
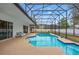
(60, 18), (70, 28)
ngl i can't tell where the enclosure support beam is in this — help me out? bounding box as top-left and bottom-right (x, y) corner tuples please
(59, 15), (60, 36)
(65, 11), (68, 38)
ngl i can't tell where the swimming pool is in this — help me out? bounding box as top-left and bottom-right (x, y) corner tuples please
(27, 33), (79, 55)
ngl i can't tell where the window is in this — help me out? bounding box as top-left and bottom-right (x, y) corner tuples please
(23, 25), (28, 33)
(0, 20), (13, 40)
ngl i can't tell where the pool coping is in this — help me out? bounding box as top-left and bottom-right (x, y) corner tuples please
(25, 33), (64, 55)
(50, 33), (79, 46)
(26, 33), (79, 55)
(27, 33), (79, 46)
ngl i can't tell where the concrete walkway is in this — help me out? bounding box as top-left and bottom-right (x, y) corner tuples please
(0, 33), (63, 55)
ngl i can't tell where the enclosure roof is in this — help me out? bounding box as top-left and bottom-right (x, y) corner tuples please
(18, 3), (79, 25)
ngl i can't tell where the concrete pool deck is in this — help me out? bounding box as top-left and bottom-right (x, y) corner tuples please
(0, 33), (63, 55)
(50, 33), (79, 45)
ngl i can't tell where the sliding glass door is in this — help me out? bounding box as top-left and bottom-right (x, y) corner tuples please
(0, 20), (13, 40)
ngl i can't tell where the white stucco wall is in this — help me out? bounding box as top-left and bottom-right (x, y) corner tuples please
(0, 3), (34, 37)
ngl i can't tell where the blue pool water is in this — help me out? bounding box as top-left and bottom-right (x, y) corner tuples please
(27, 33), (79, 55)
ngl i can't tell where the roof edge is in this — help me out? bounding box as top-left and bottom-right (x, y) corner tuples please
(13, 3), (36, 25)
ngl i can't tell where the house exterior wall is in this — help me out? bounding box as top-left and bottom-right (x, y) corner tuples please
(0, 3), (34, 37)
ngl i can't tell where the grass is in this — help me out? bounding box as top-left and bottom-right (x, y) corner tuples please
(52, 32), (79, 42)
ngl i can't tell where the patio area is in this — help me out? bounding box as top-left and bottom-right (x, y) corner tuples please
(0, 3), (79, 55)
(0, 33), (63, 55)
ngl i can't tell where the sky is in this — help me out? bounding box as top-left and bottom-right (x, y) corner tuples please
(19, 3), (72, 25)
